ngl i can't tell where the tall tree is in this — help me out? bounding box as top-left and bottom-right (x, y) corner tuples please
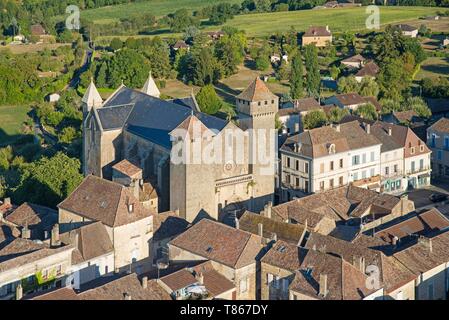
(290, 52), (304, 99)
(196, 84), (223, 115)
(303, 44), (320, 97)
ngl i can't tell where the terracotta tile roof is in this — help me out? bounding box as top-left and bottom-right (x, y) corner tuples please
(0, 238), (73, 273)
(341, 54), (365, 64)
(193, 262), (235, 297)
(60, 222), (113, 264)
(261, 240), (304, 271)
(0, 223), (20, 245)
(58, 175), (153, 228)
(236, 77), (278, 102)
(169, 219), (263, 269)
(334, 92), (366, 106)
(370, 123), (403, 152)
(303, 26), (332, 37)
(160, 269), (197, 291)
(392, 110), (420, 124)
(289, 249), (373, 300)
(429, 117), (449, 133)
(355, 61), (380, 78)
(277, 107), (299, 117)
(293, 97), (320, 112)
(4, 202), (57, 227)
(153, 211), (190, 241)
(363, 96), (382, 112)
(30, 24), (46, 36)
(238, 211), (305, 244)
(78, 273), (171, 300)
(31, 288), (80, 300)
(393, 231), (449, 275)
(397, 24), (417, 32)
(112, 159), (142, 178)
(339, 120), (381, 150)
(375, 208), (449, 245)
(173, 40), (189, 49)
(304, 232), (415, 292)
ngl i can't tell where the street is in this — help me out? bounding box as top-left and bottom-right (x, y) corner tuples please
(406, 180), (449, 214)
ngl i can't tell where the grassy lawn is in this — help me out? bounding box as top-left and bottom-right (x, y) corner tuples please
(0, 105), (32, 146)
(416, 56), (449, 80)
(79, 0), (242, 23)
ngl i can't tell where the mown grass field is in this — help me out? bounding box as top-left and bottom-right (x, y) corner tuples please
(80, 0), (242, 23)
(416, 56), (449, 80)
(0, 105), (31, 146)
(208, 6), (440, 37)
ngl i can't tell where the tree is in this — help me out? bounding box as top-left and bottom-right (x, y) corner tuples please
(290, 52), (304, 99)
(255, 54), (270, 71)
(196, 84), (223, 115)
(404, 97), (432, 118)
(106, 49), (150, 88)
(359, 77), (380, 97)
(215, 33), (245, 76)
(302, 109), (327, 130)
(337, 76), (359, 94)
(192, 47), (221, 86)
(328, 107), (349, 123)
(110, 38), (123, 51)
(354, 103), (378, 121)
(303, 44), (320, 97)
(329, 65), (340, 80)
(13, 152), (83, 208)
(168, 9), (199, 33)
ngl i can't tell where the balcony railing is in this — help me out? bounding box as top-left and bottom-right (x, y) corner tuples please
(405, 167), (431, 175)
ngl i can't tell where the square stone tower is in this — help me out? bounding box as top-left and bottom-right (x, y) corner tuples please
(236, 77), (279, 211)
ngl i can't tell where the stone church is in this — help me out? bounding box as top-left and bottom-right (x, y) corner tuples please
(82, 73), (278, 223)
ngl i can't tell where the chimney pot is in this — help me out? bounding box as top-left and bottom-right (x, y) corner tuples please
(319, 274), (328, 297)
(16, 283), (23, 300)
(3, 198), (11, 206)
(388, 127), (392, 136)
(266, 201), (272, 219)
(365, 123), (371, 134)
(21, 225), (31, 239)
(235, 218), (240, 230)
(196, 272), (204, 285)
(142, 276), (148, 289)
(258, 223), (264, 238)
(50, 223), (60, 247)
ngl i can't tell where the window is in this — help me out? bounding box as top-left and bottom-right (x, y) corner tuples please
(411, 161), (415, 172)
(438, 150), (443, 160)
(445, 136), (449, 150)
(370, 151), (375, 162)
(330, 161), (334, 171)
(339, 176), (344, 186)
(329, 179), (334, 189)
(286, 157), (291, 168)
(385, 167), (389, 176)
(362, 170), (366, 179)
(320, 163), (324, 173)
(362, 154), (366, 164)
(370, 168), (375, 177)
(411, 147), (415, 155)
(285, 174), (291, 185)
(320, 181), (325, 191)
(295, 177), (300, 187)
(420, 145), (424, 152)
(353, 172), (358, 181)
(240, 277), (248, 293)
(339, 159), (343, 168)
(295, 160), (299, 171)
(305, 162), (309, 174)
(420, 159), (424, 170)
(258, 102), (261, 106)
(352, 155), (360, 165)
(304, 181), (309, 193)
(56, 265), (62, 276)
(394, 164), (398, 173)
(265, 101), (268, 105)
(428, 281), (434, 300)
(431, 134), (436, 148)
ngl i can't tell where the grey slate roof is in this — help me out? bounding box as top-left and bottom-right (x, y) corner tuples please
(101, 87), (226, 149)
(97, 104), (134, 131)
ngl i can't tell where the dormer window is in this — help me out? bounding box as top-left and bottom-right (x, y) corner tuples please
(411, 147), (415, 155)
(420, 145), (424, 152)
(328, 144), (336, 154)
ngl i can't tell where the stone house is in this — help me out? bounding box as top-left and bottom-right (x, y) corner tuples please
(58, 175), (154, 274)
(302, 26), (332, 47)
(279, 121), (382, 200)
(427, 117), (449, 181)
(168, 218), (265, 300)
(158, 261), (236, 300)
(0, 238), (74, 300)
(355, 61), (380, 83)
(340, 54), (366, 69)
(397, 24), (418, 38)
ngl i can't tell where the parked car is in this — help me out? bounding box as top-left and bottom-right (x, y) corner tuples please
(429, 193), (448, 203)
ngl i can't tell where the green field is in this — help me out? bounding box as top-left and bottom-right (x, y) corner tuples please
(416, 56), (449, 80)
(89, 5), (440, 39)
(207, 6), (440, 37)
(0, 105), (31, 146)
(80, 0), (242, 23)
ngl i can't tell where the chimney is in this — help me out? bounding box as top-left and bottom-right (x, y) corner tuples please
(175, 208), (180, 216)
(235, 217), (240, 230)
(325, 25), (329, 32)
(3, 197), (11, 206)
(319, 274), (328, 297)
(124, 292), (132, 300)
(419, 236), (433, 253)
(271, 232), (277, 242)
(352, 256), (365, 272)
(392, 235), (399, 246)
(50, 224), (60, 247)
(16, 283), (23, 300)
(141, 276), (148, 289)
(294, 122), (299, 133)
(114, 267), (120, 274)
(258, 223), (264, 238)
(334, 124), (341, 132)
(196, 272), (204, 285)
(128, 203), (134, 214)
(266, 201), (272, 219)
(365, 123), (371, 134)
(74, 232), (79, 250)
(388, 127), (392, 136)
(21, 225), (31, 239)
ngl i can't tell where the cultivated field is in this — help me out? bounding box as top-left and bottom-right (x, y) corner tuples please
(416, 56), (449, 80)
(80, 0), (242, 23)
(0, 105), (31, 146)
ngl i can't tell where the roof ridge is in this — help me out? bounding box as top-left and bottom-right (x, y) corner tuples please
(234, 233), (258, 268)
